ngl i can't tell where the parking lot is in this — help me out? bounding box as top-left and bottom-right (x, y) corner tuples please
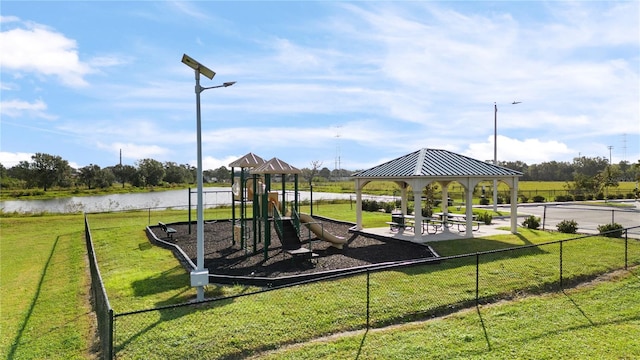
(507, 200), (640, 238)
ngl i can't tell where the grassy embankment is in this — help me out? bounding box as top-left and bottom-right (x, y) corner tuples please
(2, 204), (639, 359)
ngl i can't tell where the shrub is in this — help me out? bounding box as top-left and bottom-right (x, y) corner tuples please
(479, 197), (490, 205)
(477, 212), (493, 225)
(532, 195), (545, 203)
(421, 207), (433, 218)
(520, 195), (529, 203)
(574, 194), (585, 201)
(383, 202), (395, 213)
(626, 193), (635, 199)
(556, 219), (578, 234)
(554, 195), (566, 202)
(522, 215), (541, 230)
(597, 223), (624, 238)
(586, 194), (594, 200)
(596, 192), (605, 200)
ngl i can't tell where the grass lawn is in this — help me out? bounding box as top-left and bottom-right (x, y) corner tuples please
(255, 269), (640, 360)
(1, 213), (94, 359)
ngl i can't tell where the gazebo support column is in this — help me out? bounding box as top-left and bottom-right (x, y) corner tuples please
(441, 185), (449, 215)
(412, 188), (423, 241)
(465, 184), (474, 237)
(355, 179), (364, 230)
(400, 186), (408, 215)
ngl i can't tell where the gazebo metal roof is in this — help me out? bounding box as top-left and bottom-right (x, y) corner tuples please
(353, 148), (523, 178)
(351, 148), (522, 238)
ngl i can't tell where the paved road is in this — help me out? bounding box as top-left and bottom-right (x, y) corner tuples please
(497, 200), (640, 237)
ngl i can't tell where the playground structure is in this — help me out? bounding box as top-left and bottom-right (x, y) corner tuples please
(229, 153), (346, 261)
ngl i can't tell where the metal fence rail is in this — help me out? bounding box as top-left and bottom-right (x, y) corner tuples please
(84, 215), (114, 360)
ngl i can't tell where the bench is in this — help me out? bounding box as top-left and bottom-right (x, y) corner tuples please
(385, 221), (413, 232)
(424, 219), (444, 234)
(286, 247), (316, 259)
(158, 222), (177, 240)
(454, 220), (482, 232)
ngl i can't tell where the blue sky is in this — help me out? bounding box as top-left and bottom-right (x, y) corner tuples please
(1, 1), (638, 172)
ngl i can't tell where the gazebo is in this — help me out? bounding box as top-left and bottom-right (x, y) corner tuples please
(352, 148), (523, 241)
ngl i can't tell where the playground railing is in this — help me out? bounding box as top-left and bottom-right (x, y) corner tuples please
(291, 207), (301, 234)
(272, 203), (284, 240)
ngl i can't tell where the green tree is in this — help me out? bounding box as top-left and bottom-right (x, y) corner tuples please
(111, 164), (138, 188)
(302, 160), (323, 187)
(95, 167), (115, 188)
(31, 153), (72, 191)
(212, 166), (230, 183)
(78, 164), (101, 189)
(136, 158), (165, 186)
(164, 162), (194, 184)
(319, 167), (331, 180)
(7, 160), (34, 187)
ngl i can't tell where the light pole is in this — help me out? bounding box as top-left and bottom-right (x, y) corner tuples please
(182, 54), (235, 301)
(493, 101), (521, 212)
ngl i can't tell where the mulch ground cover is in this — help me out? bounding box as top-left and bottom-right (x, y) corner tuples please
(151, 217), (434, 280)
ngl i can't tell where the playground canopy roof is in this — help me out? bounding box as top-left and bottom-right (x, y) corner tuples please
(228, 152), (266, 168)
(352, 148), (523, 179)
(251, 157), (302, 175)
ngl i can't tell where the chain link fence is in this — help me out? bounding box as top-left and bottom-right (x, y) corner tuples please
(84, 211), (640, 359)
(84, 215), (114, 359)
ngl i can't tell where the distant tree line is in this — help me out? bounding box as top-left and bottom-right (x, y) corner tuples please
(0, 153), (231, 191)
(500, 156), (639, 182)
(1, 153), (638, 193)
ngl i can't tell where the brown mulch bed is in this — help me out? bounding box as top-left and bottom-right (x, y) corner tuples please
(151, 217), (434, 280)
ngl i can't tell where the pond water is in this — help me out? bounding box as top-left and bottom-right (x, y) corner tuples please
(0, 188), (395, 214)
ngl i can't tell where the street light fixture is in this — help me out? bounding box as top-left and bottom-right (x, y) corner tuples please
(493, 101), (521, 212)
(182, 53), (235, 301)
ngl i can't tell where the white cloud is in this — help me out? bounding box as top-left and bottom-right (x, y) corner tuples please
(465, 136), (574, 164)
(0, 151), (33, 166)
(97, 142), (170, 162)
(0, 21), (91, 87)
(0, 99), (56, 119)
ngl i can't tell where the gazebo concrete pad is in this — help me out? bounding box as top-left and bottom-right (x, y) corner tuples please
(357, 218), (513, 243)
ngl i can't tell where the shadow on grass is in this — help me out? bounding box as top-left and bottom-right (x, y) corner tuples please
(8, 235), (61, 360)
(356, 329), (369, 360)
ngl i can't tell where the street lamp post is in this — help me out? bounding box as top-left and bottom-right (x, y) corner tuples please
(182, 54), (235, 301)
(493, 101), (521, 213)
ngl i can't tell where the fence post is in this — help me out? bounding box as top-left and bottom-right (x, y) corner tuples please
(624, 230), (628, 270)
(475, 253), (480, 305)
(107, 309), (114, 360)
(542, 205), (547, 231)
(366, 270), (370, 329)
(559, 241), (563, 290)
(148, 208), (151, 224)
(188, 188), (192, 234)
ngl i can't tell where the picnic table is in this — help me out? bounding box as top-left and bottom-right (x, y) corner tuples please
(432, 212), (481, 232)
(386, 214), (443, 235)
